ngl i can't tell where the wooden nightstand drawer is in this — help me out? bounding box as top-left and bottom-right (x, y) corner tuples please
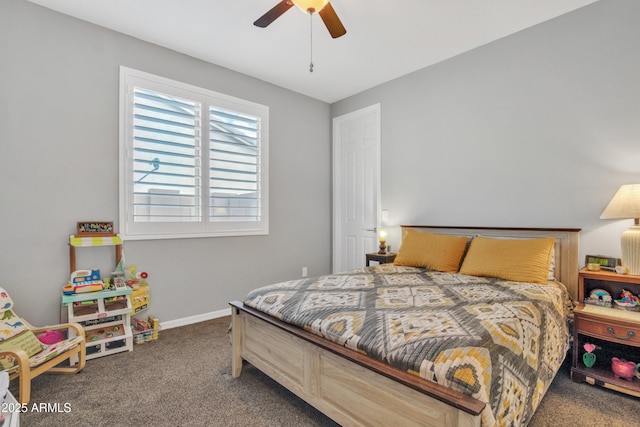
(575, 315), (640, 344)
(574, 307), (640, 345)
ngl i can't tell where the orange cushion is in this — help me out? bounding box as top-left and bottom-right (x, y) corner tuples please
(393, 230), (469, 272)
(458, 236), (555, 283)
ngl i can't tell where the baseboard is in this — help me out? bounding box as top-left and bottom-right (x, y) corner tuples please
(159, 307), (231, 330)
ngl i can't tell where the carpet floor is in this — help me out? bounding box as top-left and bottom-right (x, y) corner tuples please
(11, 317), (640, 426)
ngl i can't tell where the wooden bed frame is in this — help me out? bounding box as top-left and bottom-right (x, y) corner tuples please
(230, 226), (580, 427)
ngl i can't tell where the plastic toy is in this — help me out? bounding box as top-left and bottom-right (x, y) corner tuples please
(585, 288), (612, 306)
(63, 269), (104, 294)
(132, 316), (159, 344)
(148, 316), (159, 340)
(583, 343), (597, 367)
(109, 271), (126, 290)
(125, 265), (149, 291)
(131, 286), (150, 315)
(611, 357), (637, 380)
(614, 289), (639, 307)
(37, 330), (64, 345)
(71, 269), (101, 284)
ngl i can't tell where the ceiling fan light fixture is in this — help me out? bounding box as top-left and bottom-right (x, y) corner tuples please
(291, 0), (329, 14)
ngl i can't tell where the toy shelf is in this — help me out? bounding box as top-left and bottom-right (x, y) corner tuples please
(63, 289), (131, 322)
(63, 286), (133, 360)
(64, 230), (135, 360)
(83, 317), (133, 359)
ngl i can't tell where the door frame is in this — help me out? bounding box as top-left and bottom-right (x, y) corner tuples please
(332, 104), (381, 273)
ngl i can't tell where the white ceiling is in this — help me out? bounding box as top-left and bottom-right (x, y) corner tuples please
(27, 0), (599, 103)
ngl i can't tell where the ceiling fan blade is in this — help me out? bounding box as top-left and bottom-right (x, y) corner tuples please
(319, 2), (346, 39)
(254, 1), (294, 28)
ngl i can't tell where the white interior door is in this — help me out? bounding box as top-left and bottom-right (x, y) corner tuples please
(332, 104), (381, 273)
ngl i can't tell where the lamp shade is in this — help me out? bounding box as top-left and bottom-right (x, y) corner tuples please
(601, 184), (640, 275)
(600, 184), (640, 221)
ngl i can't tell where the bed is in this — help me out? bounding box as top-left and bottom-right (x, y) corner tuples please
(230, 226), (580, 427)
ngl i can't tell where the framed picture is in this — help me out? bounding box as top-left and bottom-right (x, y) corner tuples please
(76, 221), (115, 236)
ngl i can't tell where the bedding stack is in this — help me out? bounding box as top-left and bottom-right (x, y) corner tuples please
(244, 230), (571, 426)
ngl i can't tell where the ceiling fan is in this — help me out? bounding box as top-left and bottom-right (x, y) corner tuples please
(254, 0), (347, 39)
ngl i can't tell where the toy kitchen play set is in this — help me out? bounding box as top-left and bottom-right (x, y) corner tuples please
(61, 222), (157, 360)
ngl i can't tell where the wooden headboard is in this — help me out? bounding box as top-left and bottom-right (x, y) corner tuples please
(400, 225), (581, 301)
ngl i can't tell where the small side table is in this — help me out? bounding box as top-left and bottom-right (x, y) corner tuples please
(366, 253), (397, 266)
(571, 268), (640, 397)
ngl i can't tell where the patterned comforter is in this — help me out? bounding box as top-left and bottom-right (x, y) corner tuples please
(243, 264), (571, 426)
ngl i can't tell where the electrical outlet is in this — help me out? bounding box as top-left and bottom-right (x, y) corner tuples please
(302, 267), (308, 277)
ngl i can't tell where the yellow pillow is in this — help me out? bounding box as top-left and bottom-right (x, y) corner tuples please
(393, 230), (469, 272)
(458, 236), (555, 283)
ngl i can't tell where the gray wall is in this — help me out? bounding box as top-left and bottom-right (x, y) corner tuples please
(3, 0), (640, 326)
(0, 0), (332, 326)
(332, 0), (640, 264)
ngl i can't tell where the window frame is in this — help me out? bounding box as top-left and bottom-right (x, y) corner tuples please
(119, 67), (269, 240)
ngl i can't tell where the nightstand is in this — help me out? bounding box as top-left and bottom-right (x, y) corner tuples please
(365, 253), (396, 266)
(571, 269), (640, 397)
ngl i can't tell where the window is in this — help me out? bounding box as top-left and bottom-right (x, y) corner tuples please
(119, 67), (269, 240)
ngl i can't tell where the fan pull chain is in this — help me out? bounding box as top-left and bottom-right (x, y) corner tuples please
(309, 11), (314, 73)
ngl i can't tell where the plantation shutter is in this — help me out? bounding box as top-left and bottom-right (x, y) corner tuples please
(132, 88), (201, 223)
(209, 107), (261, 222)
(120, 67), (268, 239)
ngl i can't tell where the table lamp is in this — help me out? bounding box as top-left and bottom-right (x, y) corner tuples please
(378, 229), (387, 254)
(600, 184), (640, 275)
